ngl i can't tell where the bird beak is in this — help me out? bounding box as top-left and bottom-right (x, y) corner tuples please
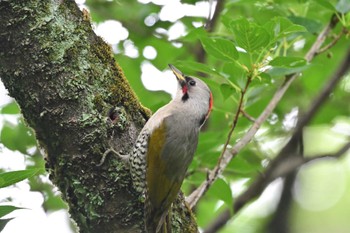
(168, 64), (186, 88)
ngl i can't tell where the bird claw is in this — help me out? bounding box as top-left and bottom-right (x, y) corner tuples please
(97, 148), (129, 166)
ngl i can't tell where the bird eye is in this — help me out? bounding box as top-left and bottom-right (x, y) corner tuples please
(189, 80), (196, 86)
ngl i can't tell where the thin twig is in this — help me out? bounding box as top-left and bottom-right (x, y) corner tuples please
(305, 14), (339, 62)
(203, 45), (350, 233)
(240, 109), (256, 122)
(187, 14), (339, 209)
(217, 76), (253, 166)
(318, 28), (347, 54)
(294, 42), (350, 135)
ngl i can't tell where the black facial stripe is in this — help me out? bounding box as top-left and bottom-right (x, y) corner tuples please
(182, 92), (189, 102)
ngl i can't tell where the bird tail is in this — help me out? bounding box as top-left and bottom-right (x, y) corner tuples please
(145, 207), (168, 233)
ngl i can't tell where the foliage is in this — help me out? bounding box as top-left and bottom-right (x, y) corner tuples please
(1, 0), (350, 232)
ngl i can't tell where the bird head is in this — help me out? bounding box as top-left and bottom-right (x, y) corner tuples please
(168, 64), (213, 127)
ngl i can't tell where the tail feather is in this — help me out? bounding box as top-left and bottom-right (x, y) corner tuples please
(145, 207), (168, 233)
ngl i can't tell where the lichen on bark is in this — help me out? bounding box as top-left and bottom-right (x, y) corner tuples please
(0, 0), (197, 232)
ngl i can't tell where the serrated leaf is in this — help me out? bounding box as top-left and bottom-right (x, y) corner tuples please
(264, 17), (306, 39)
(200, 37), (239, 61)
(0, 169), (44, 188)
(230, 18), (270, 52)
(0, 102), (20, 114)
(336, 0), (350, 13)
(0, 205), (23, 218)
(209, 178), (233, 212)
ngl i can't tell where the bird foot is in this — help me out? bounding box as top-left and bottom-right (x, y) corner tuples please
(97, 148), (129, 166)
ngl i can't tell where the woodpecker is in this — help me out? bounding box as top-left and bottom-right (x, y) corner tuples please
(129, 64), (213, 233)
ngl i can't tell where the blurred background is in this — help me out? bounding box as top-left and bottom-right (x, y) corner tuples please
(1, 0), (350, 232)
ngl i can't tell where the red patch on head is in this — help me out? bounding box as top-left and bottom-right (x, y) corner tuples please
(206, 92), (213, 118)
(182, 85), (188, 94)
(209, 92), (213, 112)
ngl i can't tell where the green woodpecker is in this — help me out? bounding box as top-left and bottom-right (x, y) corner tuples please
(130, 65), (213, 233)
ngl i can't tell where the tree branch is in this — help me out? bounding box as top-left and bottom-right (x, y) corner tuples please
(204, 141), (350, 233)
(187, 14), (340, 209)
(317, 27), (347, 54)
(196, 0), (225, 63)
(266, 171), (296, 233)
(246, 140), (350, 187)
(203, 44), (350, 233)
(205, 0), (226, 33)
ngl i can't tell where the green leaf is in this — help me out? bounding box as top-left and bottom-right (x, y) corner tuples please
(269, 56), (307, 67)
(229, 18), (270, 52)
(200, 37), (239, 61)
(221, 62), (247, 81)
(315, 0), (336, 11)
(264, 17), (306, 39)
(0, 120), (37, 154)
(227, 155), (261, 176)
(288, 16), (323, 34)
(336, 0), (350, 13)
(0, 205), (23, 218)
(173, 60), (221, 77)
(268, 56), (309, 77)
(208, 178), (233, 212)
(0, 102), (20, 114)
(220, 83), (236, 100)
(182, 27), (207, 42)
(267, 66), (309, 77)
(245, 85), (268, 107)
(0, 169), (44, 188)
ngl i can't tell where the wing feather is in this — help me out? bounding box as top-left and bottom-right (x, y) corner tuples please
(145, 121), (182, 232)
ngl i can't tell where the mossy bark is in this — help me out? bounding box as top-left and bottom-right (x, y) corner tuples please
(0, 0), (197, 232)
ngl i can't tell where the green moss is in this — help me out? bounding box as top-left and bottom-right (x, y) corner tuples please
(0, 0), (166, 231)
(92, 94), (106, 113)
(90, 36), (114, 66)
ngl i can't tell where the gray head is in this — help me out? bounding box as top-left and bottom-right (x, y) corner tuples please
(168, 64), (213, 127)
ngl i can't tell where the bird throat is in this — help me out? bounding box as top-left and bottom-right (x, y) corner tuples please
(181, 85), (189, 102)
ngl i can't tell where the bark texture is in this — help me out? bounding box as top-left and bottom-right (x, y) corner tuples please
(0, 0), (197, 232)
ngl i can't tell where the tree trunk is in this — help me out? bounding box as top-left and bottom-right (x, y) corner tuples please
(0, 0), (197, 232)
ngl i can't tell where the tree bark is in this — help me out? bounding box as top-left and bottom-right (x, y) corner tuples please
(0, 0), (197, 232)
